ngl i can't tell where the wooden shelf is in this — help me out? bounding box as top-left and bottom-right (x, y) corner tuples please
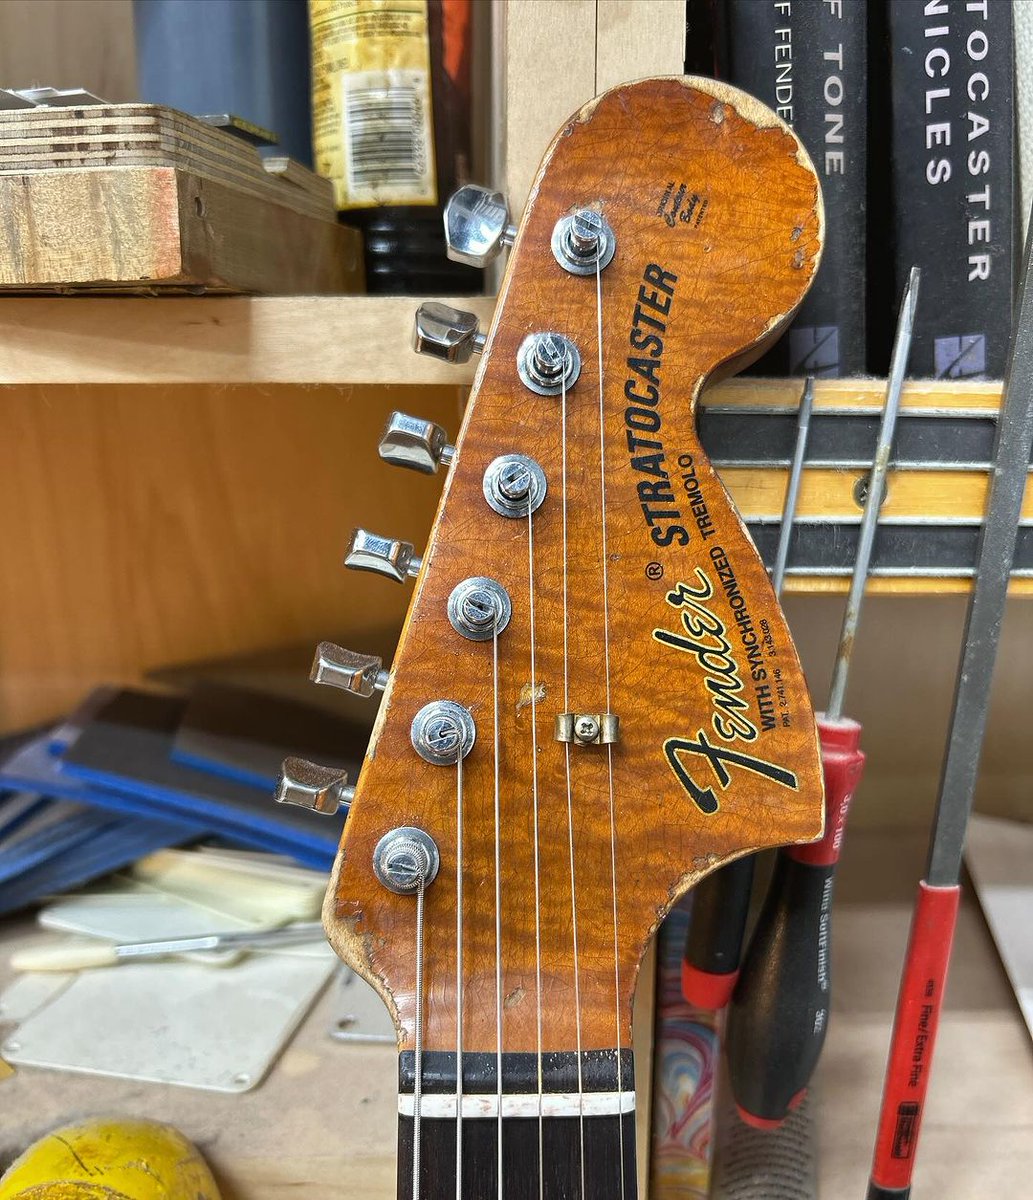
(0, 297), (1009, 402)
(0, 296), (498, 387)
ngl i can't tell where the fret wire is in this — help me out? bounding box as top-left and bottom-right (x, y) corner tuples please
(596, 249), (626, 1200)
(455, 752), (463, 1200)
(527, 500), (545, 1200)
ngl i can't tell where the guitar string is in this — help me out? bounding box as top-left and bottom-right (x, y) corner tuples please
(561, 369), (588, 1199)
(596, 249), (626, 1200)
(492, 623), (504, 1199)
(527, 500), (545, 1200)
(413, 875), (427, 1200)
(455, 751), (464, 1199)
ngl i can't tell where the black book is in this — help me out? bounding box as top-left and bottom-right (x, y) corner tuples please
(886, 0), (1015, 379)
(719, 0), (868, 376)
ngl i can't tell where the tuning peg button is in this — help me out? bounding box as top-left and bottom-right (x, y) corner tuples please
(379, 411), (456, 474)
(413, 302), (485, 363)
(275, 756), (353, 814)
(444, 184), (517, 267)
(345, 528), (422, 584)
(311, 642), (389, 697)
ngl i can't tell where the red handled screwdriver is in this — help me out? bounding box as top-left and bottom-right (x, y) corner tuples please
(726, 268), (921, 1129)
(866, 219), (1033, 1199)
(682, 377), (815, 1010)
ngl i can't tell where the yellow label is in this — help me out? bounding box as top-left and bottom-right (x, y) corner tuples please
(310, 0), (438, 210)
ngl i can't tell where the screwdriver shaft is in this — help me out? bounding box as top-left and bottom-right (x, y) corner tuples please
(826, 268), (920, 720)
(772, 376), (815, 598)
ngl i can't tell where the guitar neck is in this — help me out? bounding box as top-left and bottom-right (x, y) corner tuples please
(397, 1050), (637, 1199)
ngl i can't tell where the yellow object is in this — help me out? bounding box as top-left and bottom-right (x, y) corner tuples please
(0, 1118), (221, 1200)
(309, 0), (438, 210)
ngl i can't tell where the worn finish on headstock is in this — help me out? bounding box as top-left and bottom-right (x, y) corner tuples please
(325, 77), (825, 1055)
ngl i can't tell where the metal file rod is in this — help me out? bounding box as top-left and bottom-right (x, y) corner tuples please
(826, 266), (920, 720)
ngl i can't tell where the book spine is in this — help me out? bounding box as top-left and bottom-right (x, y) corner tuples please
(887, 0), (1015, 379)
(720, 0), (868, 376)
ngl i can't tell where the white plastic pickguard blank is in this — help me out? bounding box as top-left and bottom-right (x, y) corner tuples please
(2, 948), (336, 1092)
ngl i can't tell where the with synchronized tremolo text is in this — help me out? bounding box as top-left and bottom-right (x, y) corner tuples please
(276, 76), (826, 1200)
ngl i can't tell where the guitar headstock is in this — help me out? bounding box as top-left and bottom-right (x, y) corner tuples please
(320, 77), (824, 1054)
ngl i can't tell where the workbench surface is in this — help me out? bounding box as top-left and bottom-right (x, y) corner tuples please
(1, 830), (1030, 1199)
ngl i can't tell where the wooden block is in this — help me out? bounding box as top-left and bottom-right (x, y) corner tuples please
(0, 105), (333, 220)
(596, 0), (686, 92)
(497, 0), (596, 210)
(0, 167), (364, 294)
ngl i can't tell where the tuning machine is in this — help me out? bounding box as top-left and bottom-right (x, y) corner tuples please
(275, 757), (353, 814)
(311, 642), (388, 697)
(444, 184), (516, 267)
(413, 302), (484, 363)
(378, 411), (455, 474)
(345, 529), (422, 584)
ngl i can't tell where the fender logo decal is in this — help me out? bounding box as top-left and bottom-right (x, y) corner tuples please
(654, 565), (798, 814)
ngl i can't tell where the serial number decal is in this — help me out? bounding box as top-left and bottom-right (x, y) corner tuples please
(653, 560), (799, 815)
(623, 262), (689, 549)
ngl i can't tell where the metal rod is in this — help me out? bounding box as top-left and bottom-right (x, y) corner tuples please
(772, 375), (815, 598)
(113, 921), (325, 959)
(926, 220), (1033, 886)
(825, 267), (920, 719)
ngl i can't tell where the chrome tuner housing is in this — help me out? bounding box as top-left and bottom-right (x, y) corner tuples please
(378, 411), (456, 474)
(275, 757), (353, 814)
(345, 529), (422, 583)
(310, 642), (388, 697)
(412, 302), (485, 363)
(444, 184), (517, 267)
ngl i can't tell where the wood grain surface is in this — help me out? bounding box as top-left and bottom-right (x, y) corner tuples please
(0, 383), (464, 732)
(0, 167), (363, 294)
(326, 77), (827, 1055)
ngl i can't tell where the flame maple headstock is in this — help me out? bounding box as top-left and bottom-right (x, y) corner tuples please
(325, 77), (825, 1053)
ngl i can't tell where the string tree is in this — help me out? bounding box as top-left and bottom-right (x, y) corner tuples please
(378, 411), (456, 475)
(555, 712), (621, 747)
